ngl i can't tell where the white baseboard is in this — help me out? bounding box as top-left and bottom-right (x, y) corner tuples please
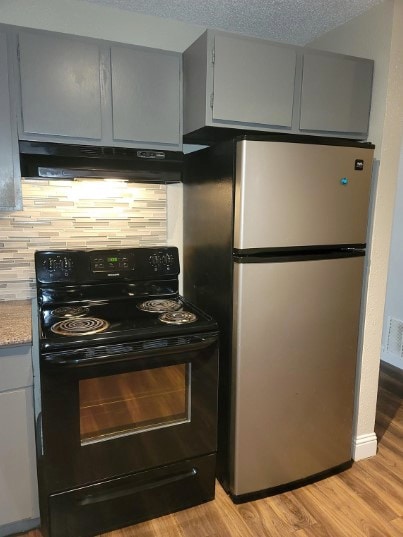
(352, 432), (378, 461)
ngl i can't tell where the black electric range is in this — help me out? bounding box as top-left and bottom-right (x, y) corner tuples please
(33, 246), (219, 537)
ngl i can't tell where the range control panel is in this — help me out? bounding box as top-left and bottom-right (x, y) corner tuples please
(89, 252), (134, 274)
(35, 247), (180, 284)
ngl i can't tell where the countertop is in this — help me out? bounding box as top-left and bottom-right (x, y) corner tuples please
(0, 300), (32, 346)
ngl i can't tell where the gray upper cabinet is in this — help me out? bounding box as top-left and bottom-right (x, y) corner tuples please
(111, 46), (181, 147)
(16, 30), (183, 150)
(299, 50), (373, 137)
(183, 31), (297, 136)
(0, 31), (22, 211)
(18, 31), (103, 141)
(183, 31), (373, 141)
(212, 34), (296, 128)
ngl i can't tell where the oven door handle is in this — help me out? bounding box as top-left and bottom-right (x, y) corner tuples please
(76, 467), (198, 506)
(42, 333), (219, 367)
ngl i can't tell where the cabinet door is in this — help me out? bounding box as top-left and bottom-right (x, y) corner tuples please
(111, 46), (181, 147)
(0, 387), (39, 526)
(0, 32), (22, 211)
(212, 34), (296, 128)
(18, 32), (102, 140)
(299, 51), (373, 135)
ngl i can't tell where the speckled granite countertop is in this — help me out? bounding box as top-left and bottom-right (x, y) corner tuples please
(0, 300), (32, 346)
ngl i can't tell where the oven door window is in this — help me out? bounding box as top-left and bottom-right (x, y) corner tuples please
(79, 363), (190, 445)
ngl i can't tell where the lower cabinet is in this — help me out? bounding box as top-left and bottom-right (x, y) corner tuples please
(0, 345), (39, 536)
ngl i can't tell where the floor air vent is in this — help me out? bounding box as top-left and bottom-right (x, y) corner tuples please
(386, 317), (403, 359)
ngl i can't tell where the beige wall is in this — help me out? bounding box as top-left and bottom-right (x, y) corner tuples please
(309, 0), (403, 454)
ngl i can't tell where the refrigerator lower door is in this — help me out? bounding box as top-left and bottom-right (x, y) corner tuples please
(231, 255), (364, 496)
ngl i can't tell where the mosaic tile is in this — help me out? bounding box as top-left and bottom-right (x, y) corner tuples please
(0, 179), (167, 301)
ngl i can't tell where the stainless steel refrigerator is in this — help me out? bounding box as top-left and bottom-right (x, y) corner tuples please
(183, 135), (374, 501)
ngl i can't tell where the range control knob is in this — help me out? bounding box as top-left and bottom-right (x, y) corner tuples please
(149, 254), (160, 271)
(63, 257), (73, 271)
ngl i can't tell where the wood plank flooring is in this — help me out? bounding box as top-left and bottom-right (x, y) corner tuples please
(22, 361), (402, 537)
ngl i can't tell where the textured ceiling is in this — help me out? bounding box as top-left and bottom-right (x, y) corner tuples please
(83, 0), (383, 45)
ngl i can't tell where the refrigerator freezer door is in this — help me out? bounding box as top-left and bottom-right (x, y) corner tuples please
(234, 140), (373, 250)
(231, 256), (364, 496)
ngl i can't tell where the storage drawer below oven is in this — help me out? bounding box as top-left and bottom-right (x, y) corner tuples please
(48, 453), (216, 537)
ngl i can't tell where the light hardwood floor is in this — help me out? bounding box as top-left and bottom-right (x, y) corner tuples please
(22, 361), (402, 537)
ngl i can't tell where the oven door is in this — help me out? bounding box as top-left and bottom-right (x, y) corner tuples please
(39, 332), (219, 491)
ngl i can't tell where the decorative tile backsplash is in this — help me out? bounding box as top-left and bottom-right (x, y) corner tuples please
(0, 179), (167, 301)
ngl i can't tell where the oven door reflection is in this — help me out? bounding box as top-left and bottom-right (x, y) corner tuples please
(79, 364), (190, 445)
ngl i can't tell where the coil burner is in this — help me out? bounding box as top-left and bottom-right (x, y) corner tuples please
(159, 311), (198, 325)
(137, 299), (182, 313)
(51, 306), (90, 318)
(51, 317), (110, 336)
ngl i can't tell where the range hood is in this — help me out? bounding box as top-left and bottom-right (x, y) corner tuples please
(19, 141), (183, 183)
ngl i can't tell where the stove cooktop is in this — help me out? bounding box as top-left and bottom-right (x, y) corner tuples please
(39, 295), (217, 352)
(35, 247), (218, 352)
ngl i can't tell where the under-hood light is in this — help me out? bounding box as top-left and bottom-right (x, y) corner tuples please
(73, 177), (129, 183)
(33, 166), (178, 184)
